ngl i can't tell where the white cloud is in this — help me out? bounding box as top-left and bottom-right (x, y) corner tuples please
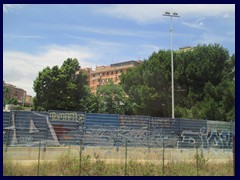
(181, 17), (207, 30)
(72, 25), (154, 37)
(195, 33), (235, 46)
(3, 4), (24, 13)
(4, 34), (45, 39)
(94, 4), (234, 24)
(41, 23), (158, 38)
(182, 21), (208, 30)
(3, 44), (97, 96)
(3, 41), (163, 96)
(223, 14), (229, 18)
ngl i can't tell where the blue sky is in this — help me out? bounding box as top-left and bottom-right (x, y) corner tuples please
(3, 4), (235, 96)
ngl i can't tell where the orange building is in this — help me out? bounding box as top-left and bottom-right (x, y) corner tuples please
(81, 60), (141, 94)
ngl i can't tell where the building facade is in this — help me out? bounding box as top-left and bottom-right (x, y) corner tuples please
(15, 87), (27, 104)
(3, 81), (32, 106)
(3, 81), (16, 100)
(177, 46), (194, 53)
(25, 95), (33, 107)
(80, 60), (141, 94)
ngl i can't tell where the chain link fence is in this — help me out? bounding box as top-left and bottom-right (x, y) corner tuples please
(3, 110), (234, 176)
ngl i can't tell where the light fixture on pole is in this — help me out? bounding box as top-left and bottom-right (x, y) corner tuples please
(162, 11), (180, 119)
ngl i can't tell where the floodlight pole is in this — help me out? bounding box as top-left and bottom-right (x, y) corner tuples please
(163, 12), (180, 119)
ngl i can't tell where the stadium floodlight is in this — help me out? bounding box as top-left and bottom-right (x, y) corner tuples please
(162, 12), (180, 119)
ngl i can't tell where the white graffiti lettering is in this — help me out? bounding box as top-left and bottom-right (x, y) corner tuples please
(49, 112), (85, 122)
(18, 136), (33, 144)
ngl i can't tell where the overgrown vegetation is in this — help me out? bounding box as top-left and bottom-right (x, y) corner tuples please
(3, 153), (233, 176)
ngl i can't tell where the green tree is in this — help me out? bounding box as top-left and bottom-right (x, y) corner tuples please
(121, 44), (235, 121)
(33, 58), (90, 111)
(80, 93), (102, 113)
(3, 87), (18, 106)
(175, 44), (234, 121)
(121, 50), (172, 116)
(96, 81), (133, 115)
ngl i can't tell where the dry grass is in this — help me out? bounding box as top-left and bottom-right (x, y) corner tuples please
(3, 146), (234, 176)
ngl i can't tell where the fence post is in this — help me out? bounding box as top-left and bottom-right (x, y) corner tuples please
(5, 111), (14, 152)
(148, 116), (151, 152)
(68, 142), (70, 155)
(116, 114), (120, 152)
(125, 138), (128, 176)
(162, 138), (165, 176)
(79, 139), (83, 176)
(44, 120), (49, 152)
(196, 147), (199, 176)
(37, 141), (41, 176)
(233, 135), (235, 176)
(231, 121), (235, 176)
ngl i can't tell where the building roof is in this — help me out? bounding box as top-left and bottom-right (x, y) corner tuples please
(110, 60), (142, 67)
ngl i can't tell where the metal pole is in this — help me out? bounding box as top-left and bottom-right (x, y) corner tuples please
(162, 139), (165, 176)
(231, 121), (235, 176)
(196, 147), (199, 176)
(170, 16), (174, 119)
(5, 112), (13, 152)
(68, 141), (70, 155)
(79, 140), (82, 176)
(163, 12), (180, 119)
(125, 139), (128, 176)
(148, 116), (151, 152)
(232, 121), (235, 176)
(22, 93), (25, 107)
(44, 119), (49, 152)
(37, 141), (41, 176)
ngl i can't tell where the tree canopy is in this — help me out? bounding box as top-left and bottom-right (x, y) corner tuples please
(32, 44), (235, 121)
(121, 44), (235, 121)
(96, 81), (133, 115)
(33, 58), (90, 111)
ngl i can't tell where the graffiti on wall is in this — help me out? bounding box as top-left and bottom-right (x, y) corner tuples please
(49, 110), (85, 122)
(3, 111), (234, 151)
(49, 110), (85, 145)
(3, 111), (60, 146)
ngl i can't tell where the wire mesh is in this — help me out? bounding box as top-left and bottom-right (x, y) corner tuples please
(3, 110), (234, 176)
